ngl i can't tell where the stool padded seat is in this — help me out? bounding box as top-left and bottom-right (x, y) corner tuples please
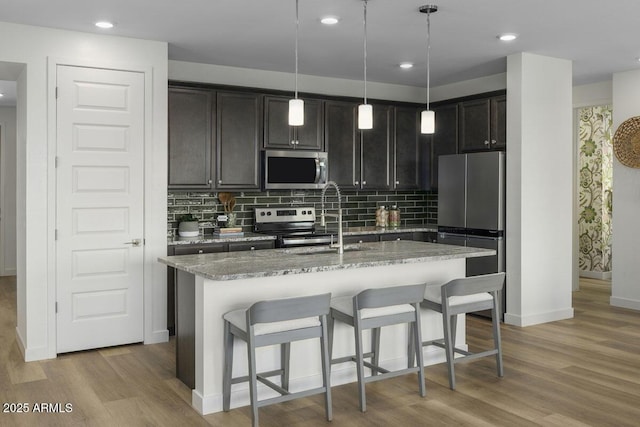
(424, 285), (493, 306)
(330, 295), (415, 319)
(223, 309), (320, 336)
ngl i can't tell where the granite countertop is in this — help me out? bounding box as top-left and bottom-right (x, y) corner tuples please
(158, 240), (494, 281)
(168, 232), (276, 245)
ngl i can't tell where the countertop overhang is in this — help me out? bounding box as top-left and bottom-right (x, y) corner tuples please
(158, 240), (494, 281)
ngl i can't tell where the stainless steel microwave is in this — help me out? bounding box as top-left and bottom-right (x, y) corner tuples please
(263, 150), (328, 190)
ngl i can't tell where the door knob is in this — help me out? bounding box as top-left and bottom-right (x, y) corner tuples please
(124, 239), (142, 247)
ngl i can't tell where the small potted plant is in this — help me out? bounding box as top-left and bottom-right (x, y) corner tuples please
(177, 213), (199, 237)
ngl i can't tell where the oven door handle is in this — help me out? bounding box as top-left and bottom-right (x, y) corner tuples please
(282, 236), (332, 246)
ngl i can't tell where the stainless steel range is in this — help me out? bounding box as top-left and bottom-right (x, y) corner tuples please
(254, 207), (334, 248)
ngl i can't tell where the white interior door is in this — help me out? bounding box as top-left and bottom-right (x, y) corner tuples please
(56, 65), (145, 353)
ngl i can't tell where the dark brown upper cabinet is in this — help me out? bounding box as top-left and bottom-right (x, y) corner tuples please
(168, 87), (215, 190)
(458, 95), (506, 152)
(264, 95), (324, 150)
(325, 100), (359, 188)
(394, 106), (426, 191)
(430, 103), (459, 189)
(215, 91), (262, 189)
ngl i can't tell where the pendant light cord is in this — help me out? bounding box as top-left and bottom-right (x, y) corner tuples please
(363, 0), (368, 104)
(426, 9), (431, 110)
(295, 0), (299, 99)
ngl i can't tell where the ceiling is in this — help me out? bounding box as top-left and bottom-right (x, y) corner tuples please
(1, 0), (639, 105)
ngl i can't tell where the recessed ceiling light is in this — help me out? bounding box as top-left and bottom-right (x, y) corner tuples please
(95, 21), (114, 29)
(320, 16), (339, 25)
(498, 33), (517, 42)
(399, 62), (414, 69)
(0, 93), (4, 98)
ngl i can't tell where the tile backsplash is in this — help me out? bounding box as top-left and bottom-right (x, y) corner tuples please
(168, 189), (437, 236)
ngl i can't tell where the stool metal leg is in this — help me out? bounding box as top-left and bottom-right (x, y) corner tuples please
(412, 306), (426, 397)
(492, 293), (504, 377)
(327, 313), (334, 360)
(354, 318), (367, 412)
(247, 334), (259, 427)
(222, 320), (234, 411)
(407, 323), (416, 368)
(320, 316), (333, 421)
(442, 308), (457, 390)
(281, 343), (291, 390)
(371, 327), (380, 376)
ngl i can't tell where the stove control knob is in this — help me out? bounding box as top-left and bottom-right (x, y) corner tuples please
(267, 211), (272, 216)
(260, 212), (265, 216)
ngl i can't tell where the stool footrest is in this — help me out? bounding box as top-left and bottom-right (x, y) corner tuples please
(257, 375), (290, 396)
(362, 360), (390, 374)
(257, 386), (329, 408)
(230, 368), (284, 385)
(453, 349), (498, 363)
(331, 351), (375, 365)
(364, 367), (422, 385)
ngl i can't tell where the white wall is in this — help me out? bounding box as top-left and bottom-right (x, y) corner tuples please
(611, 69), (640, 310)
(0, 106), (17, 275)
(0, 21), (168, 361)
(505, 53), (574, 326)
(169, 60), (506, 103)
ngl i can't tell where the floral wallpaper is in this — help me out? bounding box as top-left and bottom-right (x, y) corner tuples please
(578, 105), (613, 273)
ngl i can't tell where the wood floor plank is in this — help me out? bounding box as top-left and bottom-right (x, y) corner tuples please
(2, 276), (640, 426)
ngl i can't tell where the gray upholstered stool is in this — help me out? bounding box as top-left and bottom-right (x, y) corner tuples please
(420, 272), (505, 390)
(222, 293), (332, 427)
(328, 283), (427, 412)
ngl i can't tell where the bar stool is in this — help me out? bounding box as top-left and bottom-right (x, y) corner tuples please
(222, 293), (332, 427)
(420, 272), (505, 390)
(328, 283), (427, 412)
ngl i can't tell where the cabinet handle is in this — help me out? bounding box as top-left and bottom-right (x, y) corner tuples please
(218, 180), (222, 184)
(208, 179), (213, 184)
(396, 237), (401, 241)
(395, 180), (400, 185)
(250, 246), (256, 250)
(362, 180), (367, 185)
(354, 181), (359, 185)
(198, 249), (204, 254)
(484, 140), (490, 146)
(491, 139), (497, 145)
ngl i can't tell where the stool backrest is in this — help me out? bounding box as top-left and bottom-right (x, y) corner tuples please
(249, 293), (331, 325)
(355, 283), (427, 310)
(443, 272), (505, 299)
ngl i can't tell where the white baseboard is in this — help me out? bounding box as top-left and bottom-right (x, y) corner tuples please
(579, 270), (612, 280)
(144, 329), (169, 345)
(610, 296), (640, 311)
(16, 327), (56, 361)
(1, 268), (16, 276)
(191, 345), (454, 415)
(504, 307), (574, 327)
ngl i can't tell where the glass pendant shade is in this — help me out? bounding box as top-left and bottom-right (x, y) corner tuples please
(358, 104), (373, 129)
(288, 98), (304, 126)
(421, 109), (435, 134)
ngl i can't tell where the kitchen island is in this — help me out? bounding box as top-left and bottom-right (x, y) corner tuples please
(159, 240), (494, 415)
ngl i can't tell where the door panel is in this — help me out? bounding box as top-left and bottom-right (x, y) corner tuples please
(437, 154), (466, 228)
(56, 65), (145, 353)
(466, 152), (505, 230)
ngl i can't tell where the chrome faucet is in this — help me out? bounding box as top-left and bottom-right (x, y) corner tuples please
(320, 181), (344, 254)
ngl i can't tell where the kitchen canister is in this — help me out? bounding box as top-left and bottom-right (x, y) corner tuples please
(389, 205), (400, 228)
(375, 206), (389, 227)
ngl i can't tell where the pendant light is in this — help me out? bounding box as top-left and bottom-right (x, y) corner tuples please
(288, 0), (304, 126)
(419, 5), (438, 134)
(358, 0), (373, 130)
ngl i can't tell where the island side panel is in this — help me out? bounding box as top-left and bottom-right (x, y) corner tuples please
(176, 269), (196, 389)
(193, 257), (466, 415)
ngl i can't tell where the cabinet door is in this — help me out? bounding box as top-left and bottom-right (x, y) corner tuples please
(361, 104), (393, 190)
(168, 87), (214, 189)
(216, 92), (261, 189)
(264, 96), (292, 149)
(431, 103), (458, 189)
(394, 107), (422, 190)
(458, 98), (491, 152)
(325, 101), (359, 188)
(264, 96), (324, 150)
(173, 243), (226, 255)
(379, 232), (414, 241)
(343, 234), (378, 244)
(491, 95), (507, 149)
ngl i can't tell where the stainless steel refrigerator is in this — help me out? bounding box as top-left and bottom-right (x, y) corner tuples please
(437, 151), (506, 317)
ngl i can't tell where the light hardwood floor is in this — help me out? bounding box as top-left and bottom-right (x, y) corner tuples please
(1, 276), (639, 426)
